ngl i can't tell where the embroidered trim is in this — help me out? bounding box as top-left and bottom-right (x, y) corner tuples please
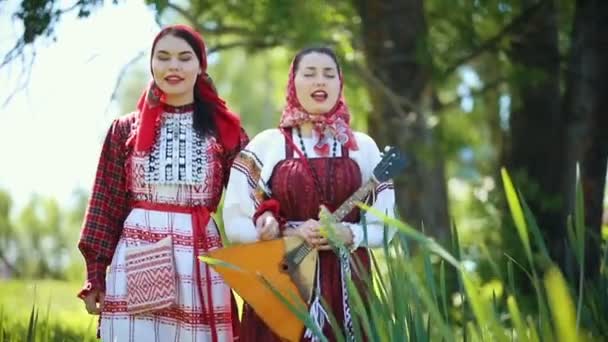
(144, 112), (208, 185)
(376, 181), (395, 193)
(340, 249), (356, 342)
(232, 149), (267, 206)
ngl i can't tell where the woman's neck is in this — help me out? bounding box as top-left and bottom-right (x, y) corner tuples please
(165, 92), (194, 107)
(298, 122), (314, 138)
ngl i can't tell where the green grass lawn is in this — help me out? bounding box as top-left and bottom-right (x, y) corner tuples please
(0, 278), (97, 341)
(0, 278), (245, 341)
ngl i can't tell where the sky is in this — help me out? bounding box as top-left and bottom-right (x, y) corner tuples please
(0, 1), (159, 209)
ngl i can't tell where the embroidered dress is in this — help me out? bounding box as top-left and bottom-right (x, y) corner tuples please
(79, 105), (246, 342)
(223, 128), (396, 341)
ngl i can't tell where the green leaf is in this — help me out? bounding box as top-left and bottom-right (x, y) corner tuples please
(544, 267), (580, 342)
(198, 255), (244, 272)
(360, 203), (460, 269)
(501, 168), (533, 264)
(519, 195), (550, 259)
(506, 296), (529, 342)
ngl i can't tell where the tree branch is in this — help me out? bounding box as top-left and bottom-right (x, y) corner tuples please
(1, 41), (25, 69)
(58, 2), (83, 15)
(166, 2), (202, 28)
(3, 1), (92, 69)
(1, 1), (106, 106)
(351, 61), (421, 117)
(0, 246), (20, 277)
(435, 77), (507, 112)
(207, 40), (281, 54)
(104, 50), (146, 115)
(441, 0), (548, 78)
(166, 2), (252, 36)
(2, 51), (35, 108)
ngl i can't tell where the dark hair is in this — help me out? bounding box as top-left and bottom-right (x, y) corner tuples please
(154, 28), (216, 138)
(292, 46), (341, 74)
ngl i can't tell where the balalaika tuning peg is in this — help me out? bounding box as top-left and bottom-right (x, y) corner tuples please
(380, 145), (392, 158)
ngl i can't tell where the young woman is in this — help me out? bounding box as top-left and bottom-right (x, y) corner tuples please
(77, 24), (248, 341)
(223, 47), (396, 341)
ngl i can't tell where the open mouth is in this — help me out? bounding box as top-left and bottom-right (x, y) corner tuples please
(164, 75), (184, 84)
(311, 90), (328, 102)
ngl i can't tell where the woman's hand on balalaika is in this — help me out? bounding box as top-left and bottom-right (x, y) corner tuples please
(255, 211), (280, 240)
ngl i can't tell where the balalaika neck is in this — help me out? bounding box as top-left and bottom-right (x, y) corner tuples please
(330, 179), (377, 222)
(281, 178), (379, 276)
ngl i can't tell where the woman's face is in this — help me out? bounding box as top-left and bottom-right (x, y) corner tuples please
(293, 52), (341, 115)
(151, 34), (201, 105)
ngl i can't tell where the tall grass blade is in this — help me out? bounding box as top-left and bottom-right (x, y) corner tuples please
(501, 168), (532, 265)
(544, 266), (579, 342)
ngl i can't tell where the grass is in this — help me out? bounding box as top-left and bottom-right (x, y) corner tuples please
(0, 279), (97, 341)
(281, 167), (607, 341)
(1, 167), (607, 341)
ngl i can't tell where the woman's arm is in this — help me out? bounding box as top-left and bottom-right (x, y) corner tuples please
(77, 115), (134, 298)
(346, 132), (397, 249)
(223, 129), (279, 244)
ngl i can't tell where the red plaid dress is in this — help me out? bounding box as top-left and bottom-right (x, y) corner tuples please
(78, 107), (247, 341)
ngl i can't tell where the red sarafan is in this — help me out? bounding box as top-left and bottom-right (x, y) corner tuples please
(222, 46), (398, 342)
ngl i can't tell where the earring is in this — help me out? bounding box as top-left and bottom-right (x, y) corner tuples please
(147, 82), (162, 105)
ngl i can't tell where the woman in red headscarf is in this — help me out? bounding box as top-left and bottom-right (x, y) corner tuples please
(77, 24), (248, 341)
(223, 47), (396, 341)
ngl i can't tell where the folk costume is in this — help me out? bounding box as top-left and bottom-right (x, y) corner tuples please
(77, 25), (247, 341)
(223, 57), (396, 341)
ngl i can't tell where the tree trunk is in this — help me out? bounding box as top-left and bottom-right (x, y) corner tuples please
(562, 0), (608, 277)
(354, 0), (450, 241)
(505, 1), (566, 266)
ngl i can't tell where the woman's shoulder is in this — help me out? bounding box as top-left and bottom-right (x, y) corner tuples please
(246, 128), (284, 148)
(353, 131), (379, 150)
(117, 111), (139, 125)
(106, 111), (138, 140)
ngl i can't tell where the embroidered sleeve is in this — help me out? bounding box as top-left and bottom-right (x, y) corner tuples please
(77, 116), (133, 298)
(348, 132), (397, 249)
(223, 129), (279, 244)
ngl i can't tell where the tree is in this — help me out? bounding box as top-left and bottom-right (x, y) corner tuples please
(4, 0), (607, 269)
(354, 0), (450, 241)
(503, 0), (566, 267)
(0, 189), (20, 277)
(561, 0), (608, 277)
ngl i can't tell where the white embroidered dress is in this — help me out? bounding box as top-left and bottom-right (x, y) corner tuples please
(100, 109), (235, 342)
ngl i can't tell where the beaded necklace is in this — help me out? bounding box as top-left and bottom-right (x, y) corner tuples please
(296, 126), (338, 205)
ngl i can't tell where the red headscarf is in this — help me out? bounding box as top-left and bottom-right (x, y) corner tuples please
(278, 54), (358, 156)
(129, 24), (241, 153)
